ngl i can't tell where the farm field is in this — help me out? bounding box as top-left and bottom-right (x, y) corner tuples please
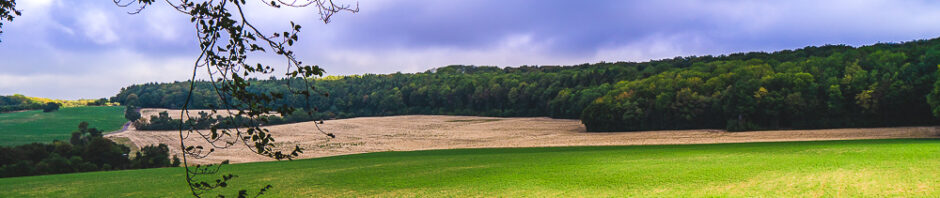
(110, 111), (940, 164)
(0, 106), (127, 146)
(1, 139), (939, 197)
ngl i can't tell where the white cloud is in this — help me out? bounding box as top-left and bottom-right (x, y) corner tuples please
(17, 0), (56, 12)
(314, 33), (583, 75)
(80, 9), (119, 45)
(0, 49), (196, 99)
(593, 33), (714, 63)
(144, 8), (181, 41)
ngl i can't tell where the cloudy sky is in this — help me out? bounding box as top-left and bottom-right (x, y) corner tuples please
(2, 0), (940, 99)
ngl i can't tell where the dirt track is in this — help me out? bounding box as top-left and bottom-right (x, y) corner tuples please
(107, 110), (940, 164)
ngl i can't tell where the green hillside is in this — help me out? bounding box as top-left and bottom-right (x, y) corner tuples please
(0, 106), (127, 145)
(2, 139), (939, 197)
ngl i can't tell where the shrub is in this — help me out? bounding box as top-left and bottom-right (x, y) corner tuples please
(125, 106), (141, 122)
(42, 102), (60, 112)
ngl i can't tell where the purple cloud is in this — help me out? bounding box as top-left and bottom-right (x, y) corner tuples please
(3, 0), (940, 99)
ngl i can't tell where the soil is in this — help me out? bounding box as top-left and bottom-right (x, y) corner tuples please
(107, 109), (940, 164)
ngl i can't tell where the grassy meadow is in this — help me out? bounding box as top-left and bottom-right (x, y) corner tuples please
(0, 106), (127, 145)
(1, 139), (939, 197)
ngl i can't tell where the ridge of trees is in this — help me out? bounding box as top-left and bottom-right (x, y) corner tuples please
(112, 37), (940, 132)
(0, 94), (112, 113)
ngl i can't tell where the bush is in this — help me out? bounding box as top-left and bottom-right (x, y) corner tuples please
(125, 106), (141, 122)
(42, 102), (60, 112)
(171, 155), (181, 167)
(131, 144), (172, 169)
(91, 98), (109, 106)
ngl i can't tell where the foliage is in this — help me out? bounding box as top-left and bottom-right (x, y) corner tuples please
(114, 38), (940, 132)
(0, 0), (19, 40)
(133, 110), (319, 131)
(928, 65), (940, 118)
(0, 122), (176, 178)
(0, 106), (127, 146)
(0, 94), (115, 113)
(2, 139), (940, 197)
(583, 40), (940, 131)
(0, 94), (45, 112)
(113, 63), (638, 120)
(130, 144), (175, 169)
(124, 106), (141, 122)
(42, 102), (60, 113)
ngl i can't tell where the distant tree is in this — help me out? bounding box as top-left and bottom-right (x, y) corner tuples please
(82, 136), (129, 169)
(79, 121), (89, 130)
(124, 106), (141, 122)
(35, 154), (72, 174)
(171, 155), (181, 167)
(125, 93), (139, 107)
(927, 65), (940, 117)
(132, 144), (172, 169)
(42, 102), (59, 112)
(69, 132), (83, 146)
(93, 98), (109, 106)
(71, 122), (93, 146)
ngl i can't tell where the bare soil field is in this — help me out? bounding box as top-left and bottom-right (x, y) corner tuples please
(108, 110), (940, 164)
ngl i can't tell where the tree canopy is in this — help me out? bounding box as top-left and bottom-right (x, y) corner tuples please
(114, 38), (940, 132)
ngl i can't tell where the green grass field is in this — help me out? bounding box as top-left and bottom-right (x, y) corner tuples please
(1, 139), (939, 197)
(0, 106), (127, 146)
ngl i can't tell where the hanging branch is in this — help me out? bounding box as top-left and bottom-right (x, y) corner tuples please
(113, 0), (357, 197)
(0, 0), (22, 40)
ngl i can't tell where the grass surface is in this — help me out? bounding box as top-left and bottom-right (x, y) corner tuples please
(1, 139), (939, 197)
(0, 106), (127, 146)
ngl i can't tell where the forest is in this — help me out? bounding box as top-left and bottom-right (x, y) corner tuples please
(112, 38), (940, 132)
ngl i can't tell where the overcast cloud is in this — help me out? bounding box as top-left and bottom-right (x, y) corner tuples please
(2, 0), (940, 99)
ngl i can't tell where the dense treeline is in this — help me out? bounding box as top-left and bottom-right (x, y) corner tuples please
(0, 122), (178, 178)
(112, 62), (655, 120)
(1, 94), (111, 113)
(584, 40), (940, 131)
(134, 110), (320, 131)
(112, 38), (940, 132)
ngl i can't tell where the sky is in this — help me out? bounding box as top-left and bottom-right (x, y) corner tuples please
(3, 0), (940, 99)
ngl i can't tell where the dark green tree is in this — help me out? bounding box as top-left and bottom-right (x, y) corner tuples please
(927, 65), (940, 117)
(132, 144), (173, 169)
(125, 106), (141, 122)
(42, 102), (59, 112)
